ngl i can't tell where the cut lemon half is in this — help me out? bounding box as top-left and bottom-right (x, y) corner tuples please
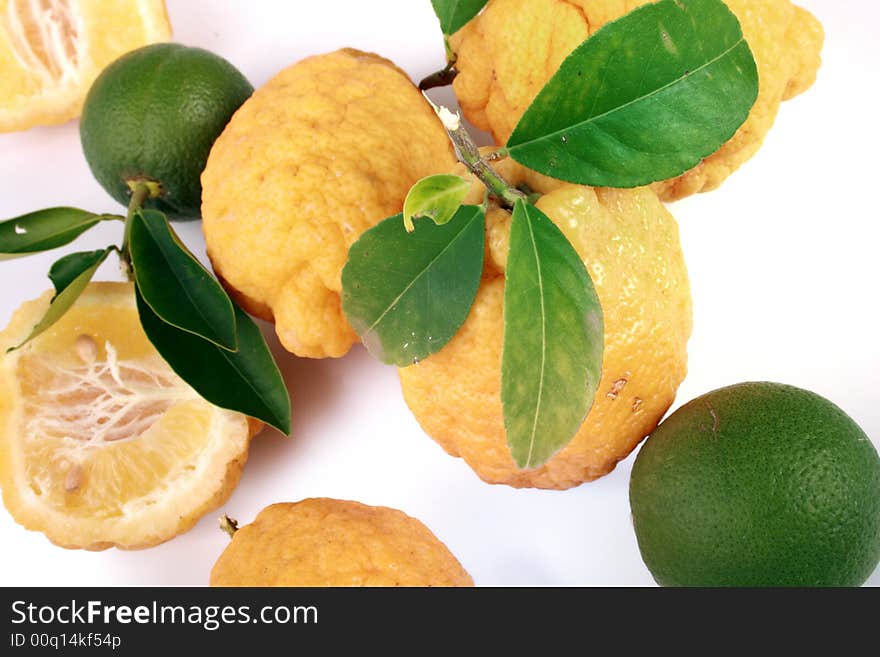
(0, 282), (258, 550)
(0, 0), (172, 132)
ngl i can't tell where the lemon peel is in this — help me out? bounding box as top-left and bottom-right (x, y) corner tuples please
(210, 499), (474, 587)
(202, 49), (457, 358)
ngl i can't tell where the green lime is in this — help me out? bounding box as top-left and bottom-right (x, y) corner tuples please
(80, 43), (253, 220)
(630, 382), (880, 587)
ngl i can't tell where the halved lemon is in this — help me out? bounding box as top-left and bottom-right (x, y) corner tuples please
(0, 282), (259, 550)
(0, 0), (172, 132)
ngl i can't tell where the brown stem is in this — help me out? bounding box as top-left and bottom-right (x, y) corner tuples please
(419, 63), (459, 91)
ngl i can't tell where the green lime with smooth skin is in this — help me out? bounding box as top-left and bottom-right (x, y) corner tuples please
(630, 382), (880, 587)
(80, 43), (253, 220)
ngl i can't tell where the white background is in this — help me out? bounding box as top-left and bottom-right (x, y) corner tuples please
(1, 0), (878, 587)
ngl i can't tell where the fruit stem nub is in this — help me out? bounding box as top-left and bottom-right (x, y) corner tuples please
(219, 515), (239, 539)
(418, 61), (458, 92)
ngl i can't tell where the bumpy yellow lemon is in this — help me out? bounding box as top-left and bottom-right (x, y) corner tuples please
(0, 0), (171, 132)
(0, 283), (260, 550)
(210, 499), (474, 587)
(202, 49), (457, 358)
(450, 0), (823, 201)
(398, 158), (692, 489)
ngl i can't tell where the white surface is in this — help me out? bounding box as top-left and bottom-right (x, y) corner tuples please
(0, 0), (878, 587)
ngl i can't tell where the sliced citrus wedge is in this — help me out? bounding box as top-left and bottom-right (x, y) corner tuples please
(0, 282), (259, 550)
(0, 0), (172, 132)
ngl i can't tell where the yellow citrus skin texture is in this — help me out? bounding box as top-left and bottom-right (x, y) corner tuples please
(0, 283), (260, 550)
(210, 499), (474, 587)
(202, 48), (457, 359)
(398, 158), (693, 489)
(0, 0), (171, 132)
(450, 0), (824, 201)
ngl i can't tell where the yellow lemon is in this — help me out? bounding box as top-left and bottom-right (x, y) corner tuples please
(210, 499), (474, 587)
(202, 49), (457, 358)
(399, 158), (692, 489)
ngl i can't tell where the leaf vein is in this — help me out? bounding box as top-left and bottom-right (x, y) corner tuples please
(513, 36), (746, 149)
(524, 210), (547, 470)
(366, 210), (476, 334)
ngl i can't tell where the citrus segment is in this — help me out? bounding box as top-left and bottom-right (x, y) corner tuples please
(0, 282), (256, 550)
(0, 0), (171, 132)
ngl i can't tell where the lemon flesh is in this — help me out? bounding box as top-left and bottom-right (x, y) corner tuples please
(0, 282), (253, 550)
(0, 0), (171, 132)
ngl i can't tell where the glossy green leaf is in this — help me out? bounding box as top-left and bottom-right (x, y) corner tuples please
(0, 207), (118, 257)
(136, 288), (291, 435)
(129, 209), (237, 351)
(403, 174), (471, 232)
(430, 0), (488, 35)
(48, 249), (111, 293)
(342, 206), (485, 366)
(502, 201), (603, 469)
(8, 247), (113, 351)
(506, 0), (759, 187)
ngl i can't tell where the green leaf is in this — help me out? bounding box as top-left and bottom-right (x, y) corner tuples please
(506, 0), (759, 187)
(0, 208), (117, 257)
(136, 288), (291, 435)
(8, 247), (113, 351)
(129, 209), (237, 351)
(342, 206), (485, 367)
(430, 0), (488, 35)
(48, 249), (111, 293)
(502, 201), (603, 469)
(402, 174), (471, 232)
